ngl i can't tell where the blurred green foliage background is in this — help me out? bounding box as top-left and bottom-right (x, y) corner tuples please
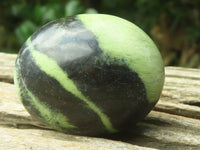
(0, 0), (200, 68)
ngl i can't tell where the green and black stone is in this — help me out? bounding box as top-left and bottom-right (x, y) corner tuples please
(14, 14), (165, 136)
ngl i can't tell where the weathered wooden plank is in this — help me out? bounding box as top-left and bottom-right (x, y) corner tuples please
(154, 100), (200, 119)
(0, 52), (200, 149)
(124, 111), (200, 149)
(0, 79), (200, 149)
(0, 126), (155, 150)
(163, 67), (200, 104)
(155, 66), (200, 120)
(0, 53), (16, 83)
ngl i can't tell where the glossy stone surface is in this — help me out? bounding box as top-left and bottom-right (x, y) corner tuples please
(14, 14), (165, 136)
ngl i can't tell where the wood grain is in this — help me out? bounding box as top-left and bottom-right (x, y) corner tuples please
(0, 52), (200, 149)
(0, 53), (16, 83)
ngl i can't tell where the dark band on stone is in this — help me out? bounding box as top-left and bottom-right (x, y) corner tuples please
(19, 17), (151, 135)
